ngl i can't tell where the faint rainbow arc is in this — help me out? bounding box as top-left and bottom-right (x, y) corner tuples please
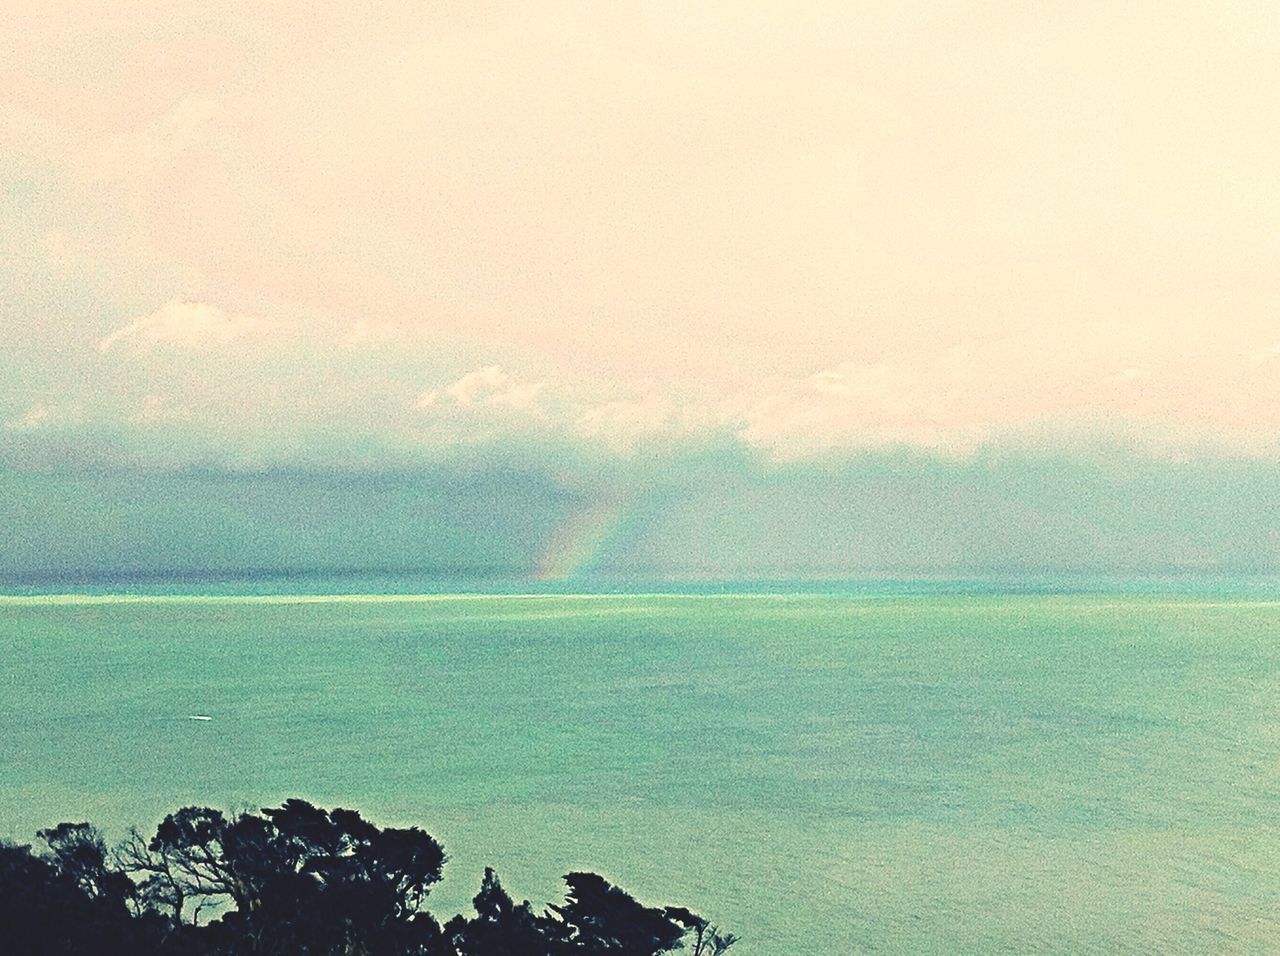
(533, 494), (644, 580)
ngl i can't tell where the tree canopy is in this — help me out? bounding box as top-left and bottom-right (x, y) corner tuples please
(0, 799), (736, 956)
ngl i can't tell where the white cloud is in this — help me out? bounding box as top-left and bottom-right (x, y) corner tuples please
(418, 365), (547, 412)
(574, 396), (679, 452)
(414, 367), (730, 453)
(98, 300), (269, 353)
(738, 361), (989, 460)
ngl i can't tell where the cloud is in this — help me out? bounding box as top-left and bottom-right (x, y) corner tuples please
(738, 361), (990, 460)
(572, 396), (693, 455)
(413, 366), (731, 455)
(5, 1), (1280, 469)
(97, 300), (270, 352)
(446, 365), (546, 410)
(418, 365), (547, 412)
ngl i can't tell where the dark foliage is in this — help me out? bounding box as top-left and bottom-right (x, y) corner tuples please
(0, 800), (735, 956)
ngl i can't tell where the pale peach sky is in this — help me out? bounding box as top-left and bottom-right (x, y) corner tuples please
(3, 1), (1280, 464)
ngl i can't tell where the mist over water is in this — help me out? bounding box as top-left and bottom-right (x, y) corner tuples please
(3, 584), (1279, 952)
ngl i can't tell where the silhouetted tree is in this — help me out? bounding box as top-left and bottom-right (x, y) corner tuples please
(116, 806), (238, 925)
(117, 799), (445, 953)
(663, 907), (739, 956)
(2, 799), (734, 956)
(441, 867), (569, 955)
(0, 838), (162, 956)
(440, 867), (735, 956)
(37, 822), (132, 903)
(548, 872), (689, 955)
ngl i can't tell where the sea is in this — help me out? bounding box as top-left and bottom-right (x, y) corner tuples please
(2, 575), (1279, 953)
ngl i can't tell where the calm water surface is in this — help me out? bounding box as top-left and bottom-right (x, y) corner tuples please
(2, 590), (1279, 952)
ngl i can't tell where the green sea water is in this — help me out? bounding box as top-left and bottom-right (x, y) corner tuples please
(2, 586), (1280, 953)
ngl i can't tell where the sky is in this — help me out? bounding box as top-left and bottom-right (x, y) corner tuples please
(3, 2), (1280, 578)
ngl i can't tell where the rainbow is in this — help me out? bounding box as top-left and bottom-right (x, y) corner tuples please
(534, 493), (642, 580)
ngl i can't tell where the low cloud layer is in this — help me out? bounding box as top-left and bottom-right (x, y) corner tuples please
(4, 446), (1280, 580)
(8, 338), (1279, 471)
